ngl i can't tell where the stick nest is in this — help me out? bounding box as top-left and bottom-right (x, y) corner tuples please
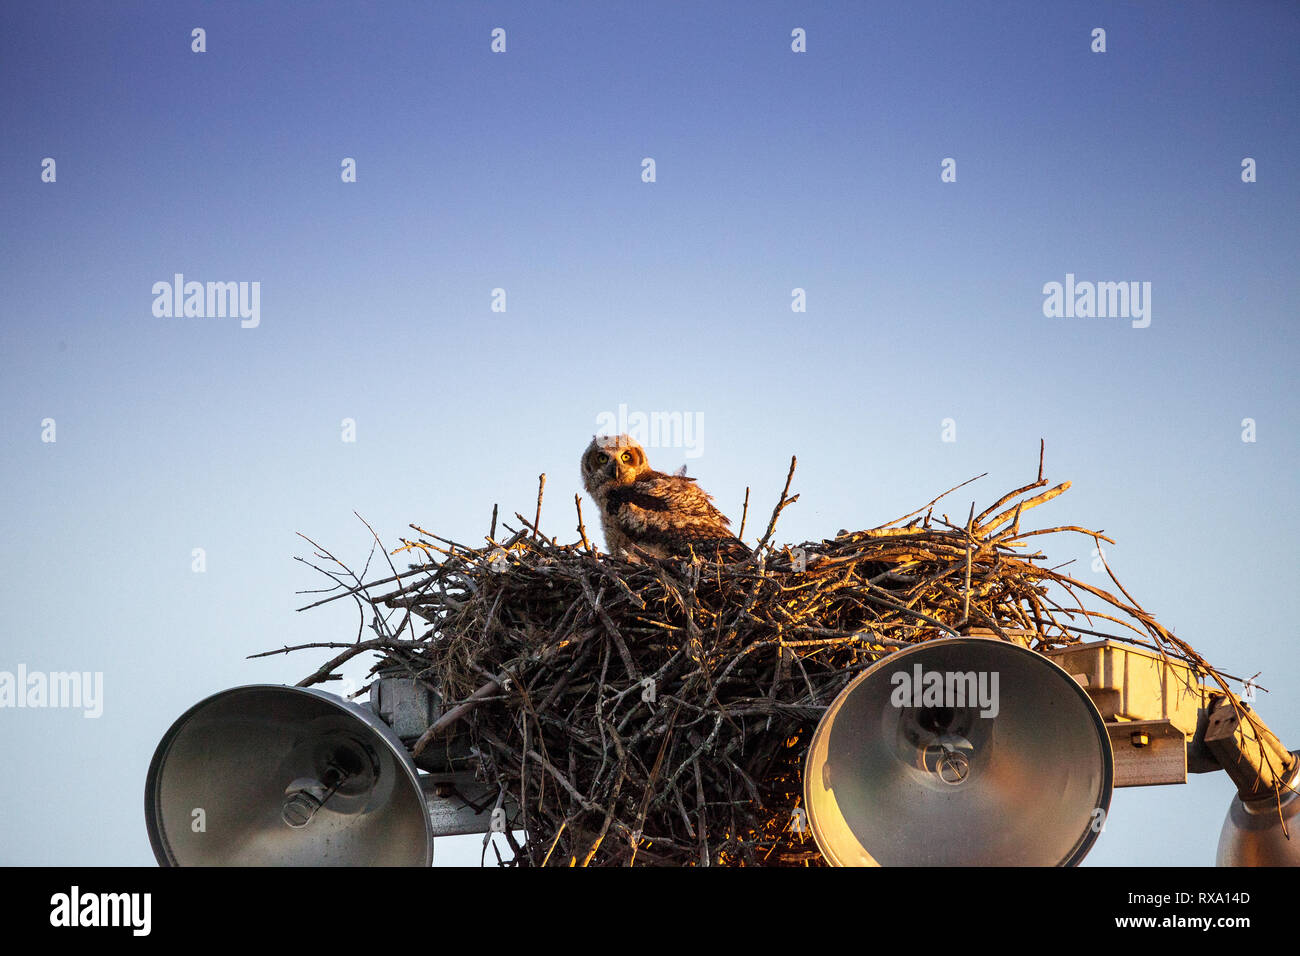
(277, 448), (1236, 866)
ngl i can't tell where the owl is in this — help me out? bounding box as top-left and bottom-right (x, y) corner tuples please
(580, 434), (750, 561)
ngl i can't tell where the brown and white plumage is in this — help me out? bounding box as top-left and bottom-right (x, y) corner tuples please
(580, 434), (749, 562)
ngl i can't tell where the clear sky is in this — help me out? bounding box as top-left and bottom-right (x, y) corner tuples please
(1, 1), (1297, 866)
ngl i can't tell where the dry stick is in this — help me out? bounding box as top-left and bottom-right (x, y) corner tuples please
(999, 525), (1116, 545)
(589, 641), (613, 787)
(628, 702), (683, 866)
(480, 788), (510, 865)
(365, 558), (452, 599)
(249, 638), (392, 662)
(535, 634), (598, 717)
(961, 502), (974, 627)
(737, 487), (750, 541)
(292, 559), (372, 633)
(411, 679), (502, 756)
(756, 456), (799, 555)
(404, 525), (475, 552)
(293, 573), (440, 611)
(496, 528), (529, 550)
(533, 474), (546, 538)
(477, 726), (601, 814)
(540, 819), (568, 867)
(393, 526), (480, 565)
(384, 572), (444, 645)
(516, 665), (564, 823)
(1005, 502), (1024, 540)
(286, 639), (397, 688)
(580, 574), (639, 681)
(973, 469), (1047, 528)
(857, 585), (961, 637)
(979, 482), (1071, 534)
(581, 762), (626, 866)
(873, 472), (988, 530)
(1040, 591), (1151, 642)
(1052, 573), (1170, 637)
(512, 513), (558, 548)
(295, 565), (433, 611)
(598, 562), (647, 610)
(582, 721), (631, 865)
(574, 494), (592, 552)
(671, 781), (697, 839)
(354, 511), (425, 643)
(489, 503), (499, 541)
(693, 756), (710, 865)
(294, 531), (376, 611)
(1023, 588), (1059, 642)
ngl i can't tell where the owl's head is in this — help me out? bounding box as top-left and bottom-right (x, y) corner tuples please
(581, 434), (650, 494)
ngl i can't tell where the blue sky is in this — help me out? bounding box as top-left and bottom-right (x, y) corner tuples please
(1, 1), (1297, 866)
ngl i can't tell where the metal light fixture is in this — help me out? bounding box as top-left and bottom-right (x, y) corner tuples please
(803, 637), (1114, 866)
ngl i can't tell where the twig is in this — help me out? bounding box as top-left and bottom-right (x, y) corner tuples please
(756, 456), (798, 554)
(575, 494), (592, 552)
(533, 474), (546, 538)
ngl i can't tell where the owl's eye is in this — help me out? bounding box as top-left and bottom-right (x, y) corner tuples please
(596, 452), (609, 463)
(620, 452), (633, 464)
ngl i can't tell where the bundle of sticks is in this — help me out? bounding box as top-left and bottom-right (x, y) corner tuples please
(273, 445), (1235, 866)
